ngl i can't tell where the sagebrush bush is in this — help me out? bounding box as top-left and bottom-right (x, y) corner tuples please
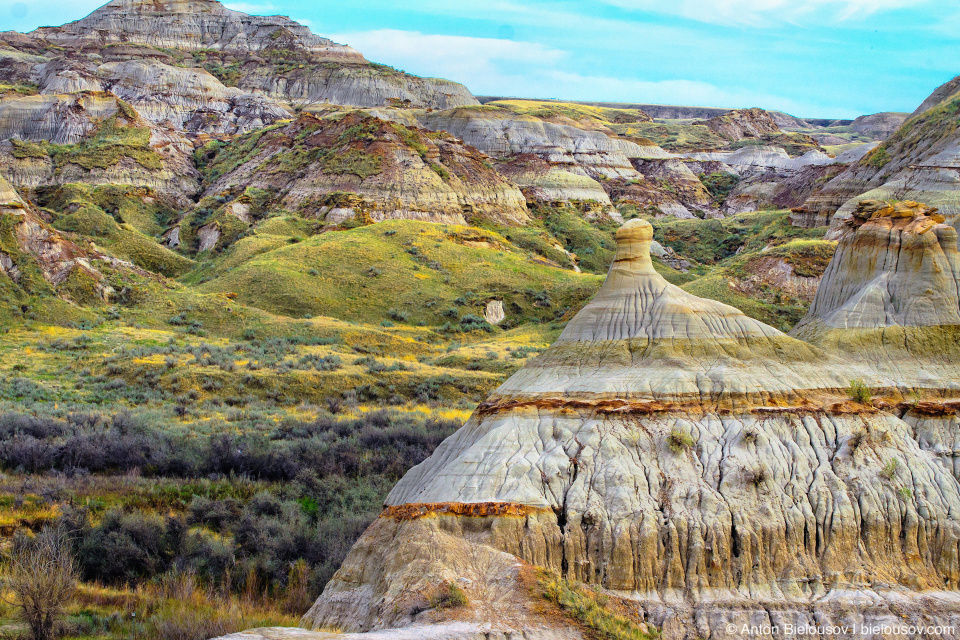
(847, 379), (872, 404)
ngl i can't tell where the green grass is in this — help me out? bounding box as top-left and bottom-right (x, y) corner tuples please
(33, 185), (194, 277)
(680, 273), (808, 331)
(486, 99), (651, 126)
(0, 82), (39, 96)
(652, 210), (827, 265)
(537, 570), (657, 640)
(194, 219), (602, 327)
(616, 121), (727, 152)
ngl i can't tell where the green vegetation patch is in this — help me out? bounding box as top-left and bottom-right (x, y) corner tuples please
(34, 184), (193, 277)
(45, 113), (163, 171)
(699, 172), (740, 205)
(537, 570), (658, 640)
(320, 147), (382, 179)
(196, 219), (602, 327)
(0, 82), (39, 96)
(653, 210), (827, 265)
(618, 121), (727, 152)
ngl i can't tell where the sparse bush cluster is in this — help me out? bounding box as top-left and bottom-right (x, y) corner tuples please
(0, 408), (459, 604)
(666, 428), (696, 454)
(0, 409), (458, 483)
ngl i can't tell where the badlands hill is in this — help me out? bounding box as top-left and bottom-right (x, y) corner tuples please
(6, 0), (476, 109)
(0, 0), (900, 234)
(795, 75), (960, 230)
(4, 2), (960, 638)
(302, 212), (960, 639)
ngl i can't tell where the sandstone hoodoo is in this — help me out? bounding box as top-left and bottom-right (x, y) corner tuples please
(792, 199), (960, 362)
(305, 217), (960, 637)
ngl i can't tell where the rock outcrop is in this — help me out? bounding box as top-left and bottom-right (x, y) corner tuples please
(797, 76), (960, 231)
(32, 0), (359, 56)
(0, 93), (199, 201)
(0, 176), (125, 302)
(415, 106), (670, 211)
(703, 108), (782, 141)
(203, 112), (530, 226)
(305, 217), (960, 638)
(792, 199), (960, 341)
(2, 0), (478, 125)
(848, 112), (909, 140)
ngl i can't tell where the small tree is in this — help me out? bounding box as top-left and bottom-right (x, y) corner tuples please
(4, 528), (78, 640)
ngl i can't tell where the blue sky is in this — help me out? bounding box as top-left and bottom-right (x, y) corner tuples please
(5, 0), (960, 118)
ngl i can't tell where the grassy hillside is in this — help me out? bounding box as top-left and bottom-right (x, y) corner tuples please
(192, 219), (603, 327)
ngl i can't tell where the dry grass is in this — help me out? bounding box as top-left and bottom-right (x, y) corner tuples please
(535, 570), (657, 640)
(69, 573), (299, 640)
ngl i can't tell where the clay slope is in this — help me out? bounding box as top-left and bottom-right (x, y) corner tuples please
(202, 112), (530, 226)
(305, 218), (960, 638)
(704, 108), (782, 141)
(415, 105), (692, 216)
(797, 75), (960, 229)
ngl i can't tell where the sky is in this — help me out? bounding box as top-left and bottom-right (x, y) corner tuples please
(4, 0), (960, 118)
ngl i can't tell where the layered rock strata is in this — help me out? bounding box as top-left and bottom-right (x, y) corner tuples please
(31, 0), (363, 57)
(792, 199), (960, 349)
(306, 217), (960, 638)
(0, 93), (199, 200)
(203, 112), (530, 226)
(797, 76), (960, 231)
(416, 107), (670, 210)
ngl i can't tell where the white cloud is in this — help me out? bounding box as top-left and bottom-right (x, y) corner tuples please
(328, 29), (565, 82)
(598, 0), (929, 27)
(326, 28), (859, 117)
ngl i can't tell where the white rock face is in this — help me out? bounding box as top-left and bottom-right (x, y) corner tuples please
(308, 219), (960, 638)
(95, 60), (290, 135)
(197, 223), (221, 252)
(684, 146), (835, 172)
(483, 300), (505, 325)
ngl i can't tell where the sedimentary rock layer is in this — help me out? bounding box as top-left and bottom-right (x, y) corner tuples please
(203, 112), (530, 226)
(798, 76), (960, 230)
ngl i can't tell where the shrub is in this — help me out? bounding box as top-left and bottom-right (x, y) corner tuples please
(744, 466), (768, 488)
(880, 458), (900, 480)
(848, 430), (866, 452)
(5, 527), (78, 640)
(430, 582), (468, 609)
(666, 429), (696, 454)
(458, 314), (493, 333)
(846, 379), (872, 404)
(387, 309), (409, 322)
